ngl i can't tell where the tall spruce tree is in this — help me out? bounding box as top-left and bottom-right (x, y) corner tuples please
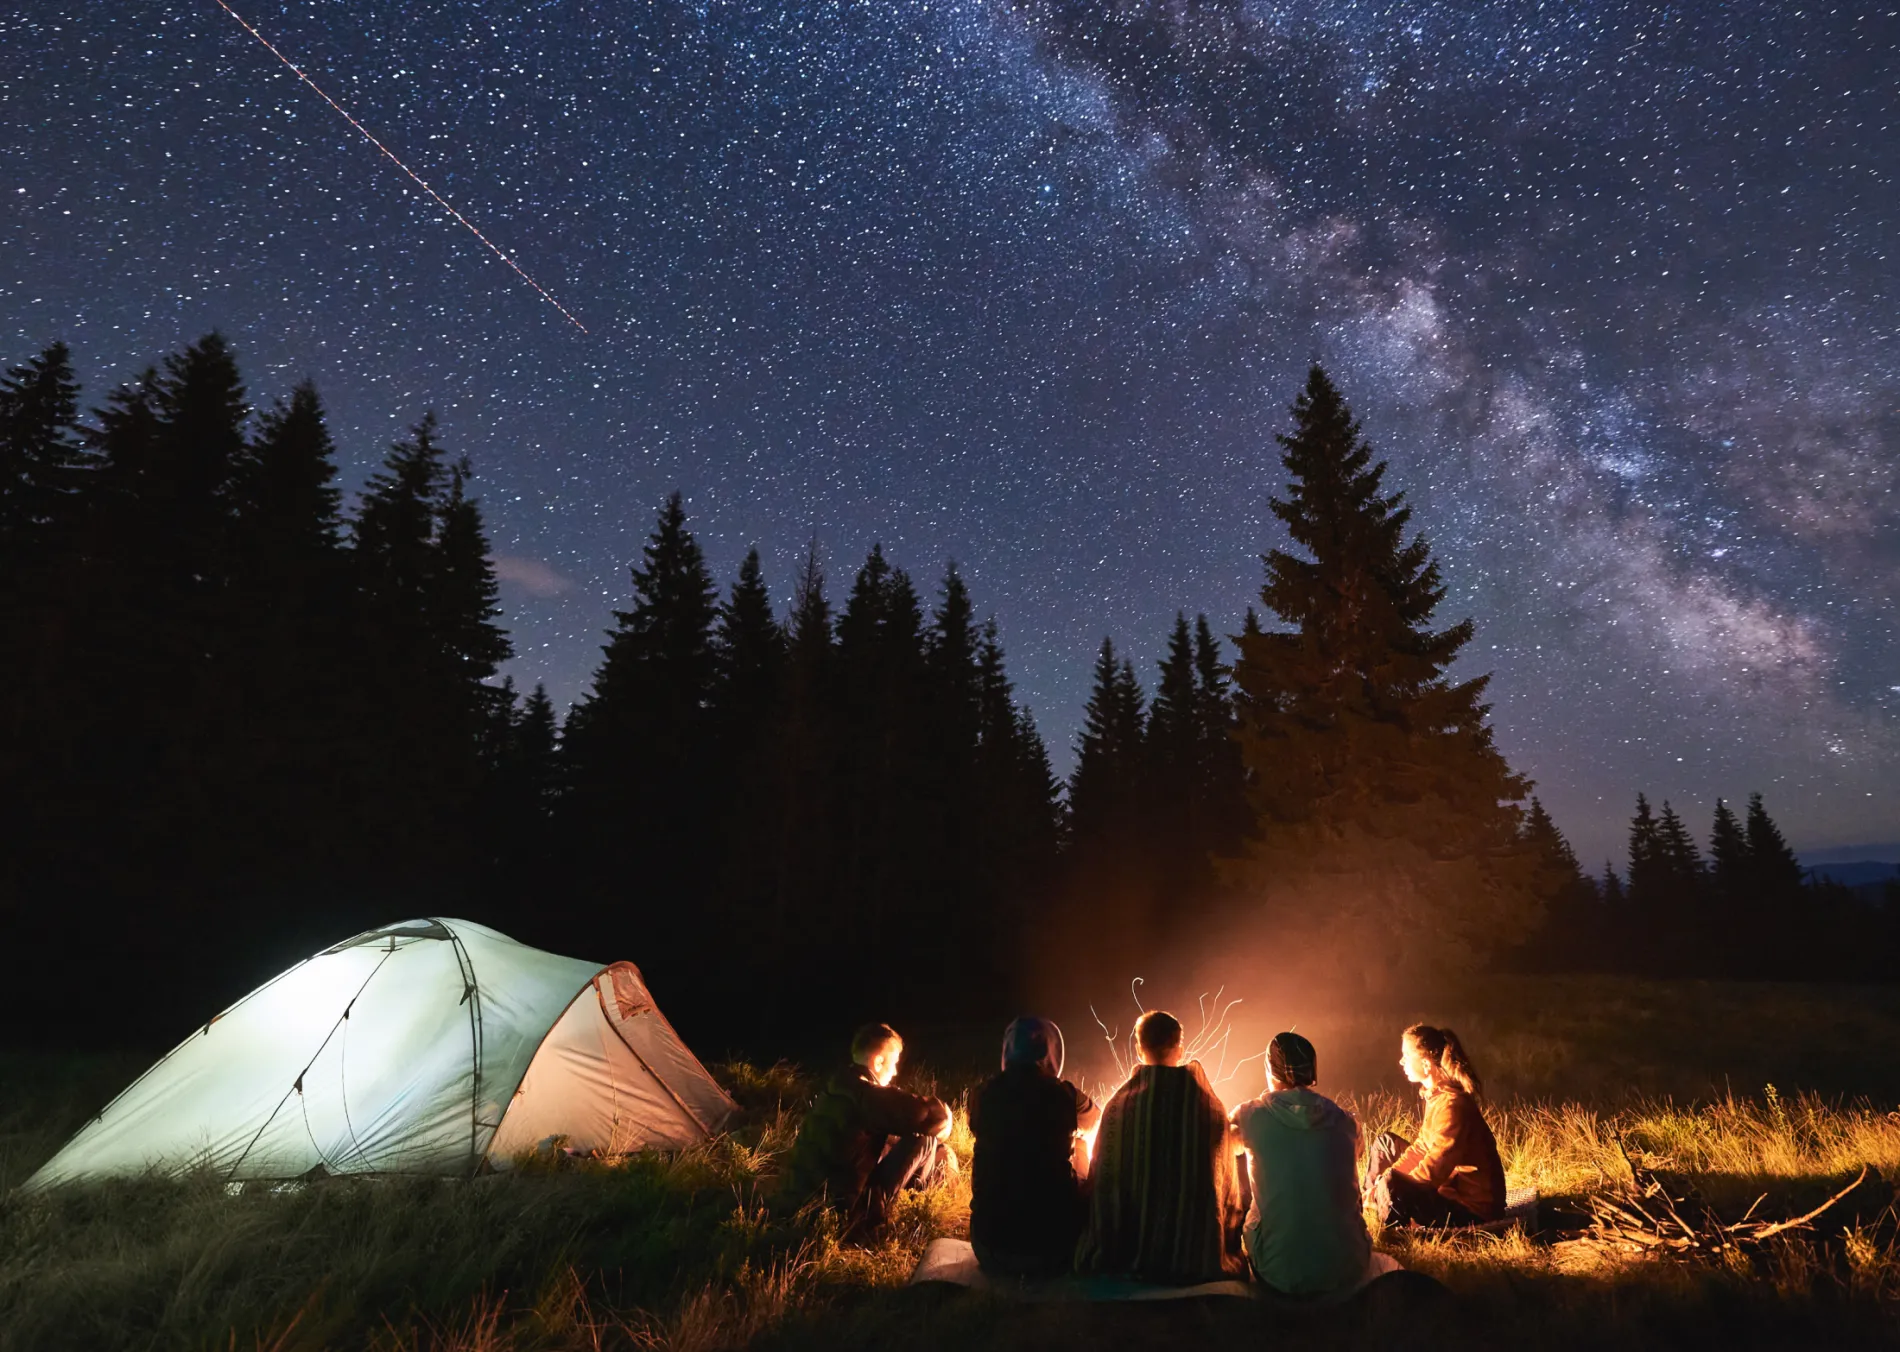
(1708, 798), (1750, 906)
(0, 342), (85, 552)
(712, 547), (786, 741)
(222, 380), (356, 887)
(767, 541), (840, 973)
(1065, 637), (1152, 946)
(833, 544), (932, 992)
(1520, 797), (1597, 969)
(1068, 638), (1147, 850)
(923, 564), (986, 963)
(1626, 793), (1665, 912)
(1192, 614), (1250, 863)
(1227, 367), (1534, 982)
(1743, 792), (1806, 911)
(975, 617), (1062, 899)
(561, 493), (719, 965)
(234, 382), (342, 573)
(1654, 800), (1705, 894)
(1146, 613), (1203, 887)
(0, 343), (87, 827)
(351, 414), (510, 884)
(709, 547), (786, 941)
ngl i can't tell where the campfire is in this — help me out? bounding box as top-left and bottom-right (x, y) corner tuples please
(1077, 979), (1258, 1166)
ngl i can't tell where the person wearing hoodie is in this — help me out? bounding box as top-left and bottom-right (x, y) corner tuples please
(1229, 1032), (1374, 1297)
(782, 1022), (953, 1234)
(969, 1017), (1102, 1276)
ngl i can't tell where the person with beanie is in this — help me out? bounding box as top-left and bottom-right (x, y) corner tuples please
(1229, 1032), (1376, 1296)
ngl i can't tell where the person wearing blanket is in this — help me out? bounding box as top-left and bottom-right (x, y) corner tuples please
(1076, 1010), (1247, 1283)
(969, 1017), (1102, 1277)
(1229, 1032), (1374, 1297)
(1362, 1023), (1506, 1227)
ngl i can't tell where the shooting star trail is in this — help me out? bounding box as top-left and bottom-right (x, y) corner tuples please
(210, 0), (588, 334)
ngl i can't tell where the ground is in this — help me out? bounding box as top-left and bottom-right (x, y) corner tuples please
(2, 975), (1899, 1350)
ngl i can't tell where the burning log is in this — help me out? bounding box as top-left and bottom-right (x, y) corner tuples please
(1584, 1135), (1868, 1257)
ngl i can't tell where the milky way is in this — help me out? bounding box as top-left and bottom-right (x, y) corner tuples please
(2, 0), (1894, 864)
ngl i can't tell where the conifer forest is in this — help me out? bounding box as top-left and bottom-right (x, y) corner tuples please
(2, 341), (1893, 1050)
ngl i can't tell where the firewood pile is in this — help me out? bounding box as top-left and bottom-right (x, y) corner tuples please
(1584, 1136), (1868, 1257)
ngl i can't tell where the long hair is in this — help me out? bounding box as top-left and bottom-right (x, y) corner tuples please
(1404, 1023), (1482, 1098)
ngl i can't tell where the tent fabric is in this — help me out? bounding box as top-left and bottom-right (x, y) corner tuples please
(25, 918), (736, 1189)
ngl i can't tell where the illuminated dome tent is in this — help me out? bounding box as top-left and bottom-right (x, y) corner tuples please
(26, 918), (736, 1189)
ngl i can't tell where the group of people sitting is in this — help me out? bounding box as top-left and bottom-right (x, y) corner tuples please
(782, 1014), (1506, 1299)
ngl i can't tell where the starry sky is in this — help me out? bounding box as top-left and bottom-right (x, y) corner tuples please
(3, 0), (1895, 867)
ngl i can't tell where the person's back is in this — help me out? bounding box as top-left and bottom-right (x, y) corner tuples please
(782, 1024), (950, 1228)
(1076, 1012), (1245, 1284)
(970, 1017), (1097, 1276)
(782, 1064), (882, 1205)
(1232, 1086), (1369, 1296)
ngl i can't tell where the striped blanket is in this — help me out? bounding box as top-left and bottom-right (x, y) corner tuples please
(1076, 1061), (1246, 1283)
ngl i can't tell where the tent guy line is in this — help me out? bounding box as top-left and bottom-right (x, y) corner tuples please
(229, 945), (396, 1180)
(207, 0), (590, 334)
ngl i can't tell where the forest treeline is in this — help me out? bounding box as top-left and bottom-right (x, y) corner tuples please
(1, 339), (1892, 1048)
(1522, 792), (1899, 981)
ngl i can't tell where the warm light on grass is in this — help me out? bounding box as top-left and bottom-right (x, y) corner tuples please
(5, 992), (1900, 1352)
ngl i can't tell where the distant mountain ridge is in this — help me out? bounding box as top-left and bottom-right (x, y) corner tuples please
(1798, 843), (1900, 866)
(1806, 861), (1899, 890)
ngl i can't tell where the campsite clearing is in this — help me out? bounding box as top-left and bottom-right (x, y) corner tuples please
(3, 975), (1899, 1351)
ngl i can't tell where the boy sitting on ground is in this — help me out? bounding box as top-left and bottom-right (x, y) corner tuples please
(1229, 1032), (1375, 1297)
(1076, 1011), (1246, 1283)
(783, 1022), (952, 1233)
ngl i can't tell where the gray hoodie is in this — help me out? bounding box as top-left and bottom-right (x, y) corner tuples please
(1231, 1087), (1372, 1296)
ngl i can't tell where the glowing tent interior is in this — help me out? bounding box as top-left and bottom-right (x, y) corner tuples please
(25, 918), (737, 1189)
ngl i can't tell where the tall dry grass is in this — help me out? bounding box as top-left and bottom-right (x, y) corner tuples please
(7, 983), (1900, 1351)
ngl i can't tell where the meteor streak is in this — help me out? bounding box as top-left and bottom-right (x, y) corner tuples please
(210, 0), (587, 333)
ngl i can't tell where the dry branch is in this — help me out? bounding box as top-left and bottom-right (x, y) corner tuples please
(1583, 1134), (1868, 1258)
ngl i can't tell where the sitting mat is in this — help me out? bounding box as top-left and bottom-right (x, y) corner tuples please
(908, 1240), (1399, 1303)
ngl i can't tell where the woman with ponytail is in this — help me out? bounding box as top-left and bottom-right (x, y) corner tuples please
(1361, 1024), (1506, 1227)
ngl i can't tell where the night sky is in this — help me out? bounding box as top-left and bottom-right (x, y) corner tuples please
(4, 0), (1895, 867)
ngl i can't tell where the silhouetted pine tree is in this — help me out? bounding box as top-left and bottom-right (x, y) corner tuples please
(485, 680), (561, 897)
(767, 541), (840, 978)
(975, 618), (1062, 908)
(0, 341), (85, 552)
(560, 493), (718, 971)
(1227, 367), (1535, 985)
(922, 564), (986, 971)
(223, 380), (356, 886)
(1654, 801), (1704, 894)
(1069, 639), (1147, 849)
(1146, 613), (1202, 891)
(1601, 861), (1627, 909)
(352, 414), (511, 887)
(0, 343), (87, 881)
(834, 544), (932, 998)
(1520, 797), (1598, 968)
(1706, 797), (1751, 971)
(1708, 798), (1749, 907)
(709, 547), (786, 940)
(1626, 793), (1664, 915)
(1193, 614), (1250, 863)
(1743, 793), (1804, 899)
(1066, 637), (1151, 947)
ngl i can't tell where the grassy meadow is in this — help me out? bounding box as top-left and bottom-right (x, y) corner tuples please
(3, 976), (1899, 1350)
